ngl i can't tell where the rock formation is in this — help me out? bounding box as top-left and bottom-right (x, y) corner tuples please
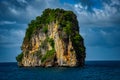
(16, 8), (86, 67)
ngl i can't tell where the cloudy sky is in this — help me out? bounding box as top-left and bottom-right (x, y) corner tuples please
(0, 0), (120, 62)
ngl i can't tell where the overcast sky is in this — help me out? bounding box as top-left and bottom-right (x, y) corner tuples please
(0, 0), (120, 62)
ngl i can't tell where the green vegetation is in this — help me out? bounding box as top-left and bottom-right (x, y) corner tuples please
(73, 32), (83, 45)
(24, 8), (77, 41)
(80, 47), (85, 53)
(63, 21), (72, 35)
(41, 49), (55, 62)
(42, 25), (48, 34)
(48, 38), (54, 48)
(16, 52), (23, 62)
(41, 38), (55, 62)
(71, 32), (85, 54)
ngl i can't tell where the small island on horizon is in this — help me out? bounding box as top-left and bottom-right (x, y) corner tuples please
(16, 8), (86, 67)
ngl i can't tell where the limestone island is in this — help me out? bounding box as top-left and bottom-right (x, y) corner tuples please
(16, 8), (86, 67)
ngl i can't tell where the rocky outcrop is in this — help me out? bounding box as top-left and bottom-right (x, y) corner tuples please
(16, 8), (86, 67)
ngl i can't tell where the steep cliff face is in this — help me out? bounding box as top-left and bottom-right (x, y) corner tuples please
(16, 8), (86, 67)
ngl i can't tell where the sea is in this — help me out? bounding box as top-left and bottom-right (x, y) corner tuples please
(0, 61), (120, 80)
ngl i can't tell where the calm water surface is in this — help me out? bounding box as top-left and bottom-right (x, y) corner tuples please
(0, 61), (120, 80)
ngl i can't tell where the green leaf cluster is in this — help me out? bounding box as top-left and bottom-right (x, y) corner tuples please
(63, 21), (72, 35)
(71, 32), (85, 54)
(41, 49), (55, 62)
(48, 38), (54, 48)
(41, 38), (55, 62)
(73, 32), (83, 44)
(42, 25), (48, 34)
(16, 52), (23, 62)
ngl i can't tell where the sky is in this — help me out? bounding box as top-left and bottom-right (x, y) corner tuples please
(0, 0), (120, 62)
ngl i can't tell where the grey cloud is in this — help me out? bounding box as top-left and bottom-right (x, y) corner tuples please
(0, 21), (16, 25)
(80, 26), (120, 48)
(0, 0), (63, 24)
(75, 0), (95, 12)
(0, 29), (25, 47)
(74, 0), (120, 27)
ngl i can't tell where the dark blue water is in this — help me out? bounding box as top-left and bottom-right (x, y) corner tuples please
(0, 61), (120, 80)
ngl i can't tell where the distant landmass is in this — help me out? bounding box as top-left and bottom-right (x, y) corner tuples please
(16, 8), (86, 67)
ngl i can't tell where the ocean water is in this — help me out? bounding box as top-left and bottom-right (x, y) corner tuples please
(0, 61), (120, 80)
